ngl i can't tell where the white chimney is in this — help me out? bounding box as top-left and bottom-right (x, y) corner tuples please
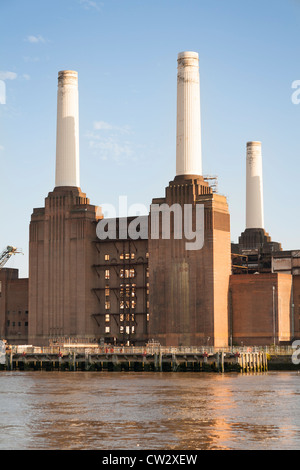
(176, 51), (202, 177)
(246, 141), (264, 229)
(55, 70), (80, 188)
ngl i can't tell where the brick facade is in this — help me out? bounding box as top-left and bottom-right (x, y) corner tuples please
(0, 269), (28, 344)
(230, 273), (292, 346)
(148, 175), (231, 347)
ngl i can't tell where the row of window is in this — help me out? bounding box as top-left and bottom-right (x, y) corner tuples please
(105, 300), (138, 310)
(105, 269), (137, 279)
(105, 325), (136, 334)
(7, 321), (28, 327)
(105, 313), (135, 322)
(105, 283), (149, 297)
(104, 268), (149, 279)
(106, 287), (137, 296)
(105, 300), (149, 310)
(103, 313), (150, 335)
(104, 253), (149, 261)
(120, 284), (136, 297)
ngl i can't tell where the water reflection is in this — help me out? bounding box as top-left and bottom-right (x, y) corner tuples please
(0, 371), (300, 449)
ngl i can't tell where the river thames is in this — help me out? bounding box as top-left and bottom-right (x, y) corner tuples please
(0, 370), (299, 450)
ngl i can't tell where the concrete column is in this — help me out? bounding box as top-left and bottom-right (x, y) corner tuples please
(246, 141), (264, 229)
(176, 51), (202, 177)
(55, 70), (80, 188)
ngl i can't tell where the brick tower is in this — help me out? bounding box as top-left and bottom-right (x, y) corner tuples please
(28, 71), (101, 346)
(148, 52), (231, 347)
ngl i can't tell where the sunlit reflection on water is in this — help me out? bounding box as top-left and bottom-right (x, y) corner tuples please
(0, 371), (299, 450)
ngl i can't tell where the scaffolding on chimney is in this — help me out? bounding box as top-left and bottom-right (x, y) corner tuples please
(203, 175), (218, 193)
(231, 252), (249, 274)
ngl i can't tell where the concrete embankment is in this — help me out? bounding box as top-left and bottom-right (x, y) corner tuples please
(268, 354), (300, 371)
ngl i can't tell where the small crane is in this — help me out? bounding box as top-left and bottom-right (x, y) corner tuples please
(0, 246), (22, 270)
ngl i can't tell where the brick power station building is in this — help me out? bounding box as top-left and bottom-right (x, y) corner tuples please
(0, 52), (298, 347)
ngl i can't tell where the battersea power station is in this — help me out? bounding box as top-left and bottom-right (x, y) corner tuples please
(0, 51), (299, 348)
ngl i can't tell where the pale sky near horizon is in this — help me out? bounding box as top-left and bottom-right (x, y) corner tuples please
(1, 0), (300, 277)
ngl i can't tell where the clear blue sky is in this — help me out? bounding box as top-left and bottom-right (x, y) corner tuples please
(1, 0), (300, 277)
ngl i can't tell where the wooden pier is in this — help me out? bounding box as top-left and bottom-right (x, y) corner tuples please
(236, 352), (268, 373)
(0, 348), (268, 373)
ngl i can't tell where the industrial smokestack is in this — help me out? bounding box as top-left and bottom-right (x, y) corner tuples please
(55, 70), (80, 188)
(246, 141), (264, 229)
(176, 51), (202, 177)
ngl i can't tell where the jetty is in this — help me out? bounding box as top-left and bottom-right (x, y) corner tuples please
(0, 344), (271, 373)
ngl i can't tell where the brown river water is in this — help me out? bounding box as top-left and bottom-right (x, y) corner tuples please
(0, 370), (299, 450)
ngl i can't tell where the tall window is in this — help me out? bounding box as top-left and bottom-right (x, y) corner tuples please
(120, 253), (135, 260)
(120, 268), (135, 279)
